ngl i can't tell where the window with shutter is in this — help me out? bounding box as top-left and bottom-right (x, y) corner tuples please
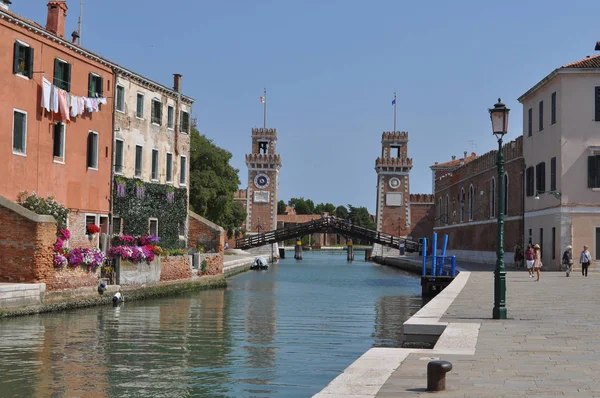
(538, 100), (543, 131)
(136, 94), (144, 118)
(180, 111), (189, 133)
(551, 92), (557, 124)
(179, 156), (187, 185)
(166, 153), (173, 182)
(589, 156), (599, 188)
(550, 157), (556, 191)
(527, 108), (532, 137)
(167, 106), (174, 129)
(151, 149), (159, 180)
(114, 139), (124, 174)
(88, 73), (103, 98)
(135, 145), (143, 177)
(595, 87), (600, 122)
(13, 41), (34, 78)
(151, 100), (162, 125)
(87, 132), (98, 169)
(116, 85), (125, 112)
(53, 58), (71, 91)
(12, 110), (27, 155)
(526, 166), (534, 197)
(52, 123), (65, 161)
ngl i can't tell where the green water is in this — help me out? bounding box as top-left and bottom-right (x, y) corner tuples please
(0, 251), (422, 397)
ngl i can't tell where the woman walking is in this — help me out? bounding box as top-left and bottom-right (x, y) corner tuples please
(533, 244), (542, 281)
(562, 245), (573, 277)
(525, 243), (535, 278)
(580, 245), (592, 277)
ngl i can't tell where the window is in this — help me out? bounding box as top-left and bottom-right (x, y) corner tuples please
(535, 162), (546, 193)
(116, 85), (125, 112)
(180, 110), (190, 133)
(151, 149), (159, 180)
(112, 217), (122, 235)
(539, 228), (544, 252)
(136, 93), (144, 118)
(551, 92), (556, 125)
(12, 109), (27, 155)
(53, 58), (71, 91)
(87, 132), (98, 169)
(538, 100), (543, 131)
(503, 173), (508, 215)
(85, 215), (97, 235)
(527, 108), (532, 137)
(552, 227), (556, 260)
(526, 166), (534, 197)
(528, 229), (532, 244)
(460, 188), (465, 222)
(114, 139), (124, 174)
(167, 106), (174, 129)
(490, 178), (496, 218)
(468, 185), (474, 221)
(135, 145), (143, 177)
(595, 87), (600, 121)
(550, 157), (556, 191)
(179, 156), (187, 185)
(88, 73), (103, 98)
(166, 153), (173, 183)
(588, 155), (600, 188)
(53, 123), (65, 162)
(178, 222), (185, 238)
(438, 197), (442, 226)
(149, 218), (158, 236)
(13, 41), (34, 78)
(151, 99), (162, 125)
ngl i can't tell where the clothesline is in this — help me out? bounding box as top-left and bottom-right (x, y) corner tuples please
(41, 77), (107, 123)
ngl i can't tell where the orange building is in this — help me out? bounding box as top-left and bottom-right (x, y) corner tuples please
(1, 1), (113, 247)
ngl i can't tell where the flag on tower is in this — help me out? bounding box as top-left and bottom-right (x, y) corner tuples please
(392, 98), (396, 105)
(260, 96), (266, 103)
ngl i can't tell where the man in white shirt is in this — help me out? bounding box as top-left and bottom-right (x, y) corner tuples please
(579, 245), (592, 277)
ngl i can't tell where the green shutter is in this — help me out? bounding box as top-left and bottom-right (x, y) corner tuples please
(88, 73), (94, 97)
(588, 156), (597, 188)
(98, 77), (103, 96)
(65, 62), (71, 92)
(53, 58), (60, 86)
(13, 41), (20, 74)
(26, 47), (34, 79)
(87, 133), (93, 168)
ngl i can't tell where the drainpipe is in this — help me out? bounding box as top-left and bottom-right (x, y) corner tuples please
(108, 67), (117, 240)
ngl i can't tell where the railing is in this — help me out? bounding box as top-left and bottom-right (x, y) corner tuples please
(422, 255), (457, 277)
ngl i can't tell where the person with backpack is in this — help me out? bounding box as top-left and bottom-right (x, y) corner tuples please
(562, 245), (573, 277)
(580, 245), (592, 277)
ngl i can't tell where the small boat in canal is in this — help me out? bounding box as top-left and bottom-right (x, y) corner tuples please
(251, 256), (269, 270)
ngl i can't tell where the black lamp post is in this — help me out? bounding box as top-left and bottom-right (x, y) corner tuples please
(489, 98), (510, 320)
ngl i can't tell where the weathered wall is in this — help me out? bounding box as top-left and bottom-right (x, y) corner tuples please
(48, 266), (98, 291)
(188, 211), (225, 251)
(118, 258), (161, 285)
(0, 196), (56, 283)
(160, 256), (192, 281)
(68, 211), (100, 249)
(198, 253), (223, 276)
(409, 194), (435, 240)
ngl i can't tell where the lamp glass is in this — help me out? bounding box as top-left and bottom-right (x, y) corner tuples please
(489, 98), (510, 135)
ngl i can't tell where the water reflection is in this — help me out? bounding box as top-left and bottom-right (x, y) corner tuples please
(0, 252), (422, 397)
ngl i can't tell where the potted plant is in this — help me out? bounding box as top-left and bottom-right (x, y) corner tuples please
(87, 224), (101, 239)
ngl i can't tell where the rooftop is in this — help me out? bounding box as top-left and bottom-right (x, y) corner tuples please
(431, 152), (477, 169)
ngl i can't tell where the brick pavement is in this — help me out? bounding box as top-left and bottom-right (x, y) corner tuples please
(376, 266), (600, 397)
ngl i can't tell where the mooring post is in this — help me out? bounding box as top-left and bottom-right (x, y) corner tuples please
(347, 239), (354, 261)
(427, 360), (453, 392)
(294, 238), (303, 260)
(432, 233), (438, 277)
(421, 237), (427, 276)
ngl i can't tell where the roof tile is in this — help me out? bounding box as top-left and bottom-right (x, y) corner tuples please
(562, 53), (600, 69)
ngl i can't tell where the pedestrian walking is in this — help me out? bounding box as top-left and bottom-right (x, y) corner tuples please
(579, 245), (592, 277)
(514, 244), (523, 269)
(533, 244), (542, 281)
(562, 245), (573, 277)
(525, 243), (535, 277)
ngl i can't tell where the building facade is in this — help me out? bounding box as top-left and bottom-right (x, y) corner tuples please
(432, 137), (524, 264)
(519, 49), (600, 270)
(1, 1), (113, 248)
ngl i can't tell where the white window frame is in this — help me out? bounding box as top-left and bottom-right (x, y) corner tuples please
(149, 218), (159, 236)
(179, 155), (187, 186)
(180, 110), (190, 133)
(136, 92), (144, 119)
(87, 131), (99, 170)
(54, 57), (70, 91)
(134, 144), (143, 178)
(15, 40), (31, 80)
(114, 138), (124, 175)
(151, 148), (159, 181)
(178, 221), (186, 240)
(85, 213), (98, 235)
(52, 122), (66, 164)
(115, 84), (125, 113)
(166, 152), (173, 183)
(151, 98), (162, 126)
(167, 105), (174, 130)
(12, 108), (27, 156)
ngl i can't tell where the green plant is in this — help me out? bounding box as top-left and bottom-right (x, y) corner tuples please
(163, 248), (187, 256)
(196, 245), (205, 253)
(17, 191), (69, 228)
(112, 177), (187, 249)
(200, 260), (207, 275)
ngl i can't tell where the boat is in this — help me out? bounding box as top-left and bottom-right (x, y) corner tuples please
(250, 256), (269, 270)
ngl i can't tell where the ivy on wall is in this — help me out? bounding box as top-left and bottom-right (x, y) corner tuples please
(113, 177), (187, 249)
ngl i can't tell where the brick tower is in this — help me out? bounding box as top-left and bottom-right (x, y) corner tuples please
(375, 131), (413, 237)
(245, 128), (282, 233)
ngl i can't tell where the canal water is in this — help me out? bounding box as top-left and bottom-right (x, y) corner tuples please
(0, 251), (422, 397)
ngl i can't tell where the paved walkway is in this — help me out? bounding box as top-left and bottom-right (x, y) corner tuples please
(376, 265), (600, 397)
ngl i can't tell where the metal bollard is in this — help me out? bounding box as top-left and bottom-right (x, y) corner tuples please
(427, 360), (452, 392)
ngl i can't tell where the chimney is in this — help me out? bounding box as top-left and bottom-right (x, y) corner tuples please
(71, 29), (80, 44)
(173, 74), (182, 92)
(0, 0), (11, 11)
(595, 41), (600, 51)
(464, 151), (467, 159)
(46, 1), (68, 38)
(451, 155), (456, 160)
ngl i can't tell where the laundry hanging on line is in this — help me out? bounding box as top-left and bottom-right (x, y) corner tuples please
(41, 77), (107, 123)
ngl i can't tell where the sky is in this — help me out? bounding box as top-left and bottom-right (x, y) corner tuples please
(12, 0), (600, 213)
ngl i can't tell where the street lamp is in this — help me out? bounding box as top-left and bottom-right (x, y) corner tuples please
(489, 98), (510, 320)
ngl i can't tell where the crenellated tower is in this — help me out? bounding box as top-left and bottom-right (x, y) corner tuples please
(245, 128), (282, 233)
(375, 131), (413, 237)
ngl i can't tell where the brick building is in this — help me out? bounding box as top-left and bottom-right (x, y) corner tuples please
(432, 137), (524, 264)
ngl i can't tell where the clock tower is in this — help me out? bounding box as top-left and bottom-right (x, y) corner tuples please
(245, 128), (282, 233)
(375, 131), (413, 237)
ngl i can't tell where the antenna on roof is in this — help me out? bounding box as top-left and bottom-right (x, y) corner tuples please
(468, 140), (477, 152)
(77, 0), (82, 45)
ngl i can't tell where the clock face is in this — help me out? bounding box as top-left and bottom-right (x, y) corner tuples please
(389, 177), (401, 189)
(254, 173), (270, 189)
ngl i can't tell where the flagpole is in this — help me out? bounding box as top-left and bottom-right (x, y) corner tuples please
(393, 91), (397, 133)
(263, 88), (267, 129)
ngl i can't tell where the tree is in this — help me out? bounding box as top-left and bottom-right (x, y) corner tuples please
(314, 203), (325, 214)
(324, 203), (336, 214)
(292, 198), (311, 214)
(189, 128), (246, 237)
(277, 200), (287, 215)
(348, 205), (376, 230)
(335, 205), (349, 219)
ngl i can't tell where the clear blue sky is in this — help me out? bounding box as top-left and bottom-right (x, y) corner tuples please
(14, 0), (600, 213)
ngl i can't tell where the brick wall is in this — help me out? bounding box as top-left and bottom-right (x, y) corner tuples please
(160, 256), (192, 281)
(198, 253), (223, 276)
(409, 200), (435, 240)
(0, 196), (56, 283)
(189, 211), (225, 253)
(48, 266), (99, 291)
(68, 212), (100, 249)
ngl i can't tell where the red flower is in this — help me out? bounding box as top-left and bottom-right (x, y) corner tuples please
(87, 224), (101, 234)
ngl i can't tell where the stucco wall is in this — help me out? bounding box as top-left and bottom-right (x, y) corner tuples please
(118, 258), (161, 285)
